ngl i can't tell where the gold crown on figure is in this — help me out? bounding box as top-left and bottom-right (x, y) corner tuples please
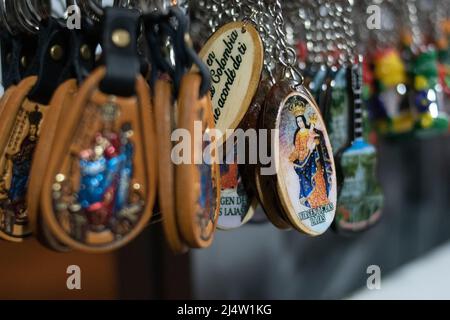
(309, 113), (318, 125)
(289, 101), (307, 117)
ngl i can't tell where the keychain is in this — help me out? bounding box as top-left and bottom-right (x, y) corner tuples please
(326, 1), (384, 233)
(402, 0), (449, 136)
(145, 4), (188, 253)
(173, 5), (221, 248)
(0, 14), (72, 242)
(154, 75), (189, 252)
(0, 0), (39, 143)
(364, 0), (413, 138)
(175, 73), (221, 248)
(195, 0), (264, 230)
(333, 56), (384, 233)
(256, 0), (337, 235)
(40, 7), (157, 253)
(0, 5), (37, 122)
(144, 4), (220, 251)
(27, 3), (98, 251)
(198, 18), (264, 133)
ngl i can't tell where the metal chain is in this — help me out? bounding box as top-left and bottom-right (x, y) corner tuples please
(341, 0), (355, 63)
(325, 0), (340, 66)
(191, 0), (234, 43)
(405, 0), (422, 51)
(256, 0), (276, 81)
(269, 0), (296, 68)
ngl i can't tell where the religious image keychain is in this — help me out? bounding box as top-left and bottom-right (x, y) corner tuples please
(257, 0), (337, 236)
(41, 8), (157, 253)
(27, 12), (98, 252)
(196, 0), (264, 230)
(0, 17), (71, 242)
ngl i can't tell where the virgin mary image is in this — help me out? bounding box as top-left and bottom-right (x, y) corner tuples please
(288, 100), (333, 209)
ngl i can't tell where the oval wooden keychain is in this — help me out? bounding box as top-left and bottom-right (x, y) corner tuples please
(261, 78), (337, 236)
(0, 19), (71, 242)
(41, 8), (157, 253)
(248, 82), (291, 230)
(198, 19), (264, 133)
(197, 5), (264, 230)
(256, 0), (337, 236)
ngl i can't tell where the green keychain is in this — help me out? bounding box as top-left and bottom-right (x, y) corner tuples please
(333, 57), (384, 234)
(411, 49), (449, 136)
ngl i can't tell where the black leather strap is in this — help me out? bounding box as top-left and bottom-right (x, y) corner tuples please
(71, 30), (98, 84)
(1, 32), (19, 88)
(27, 18), (71, 105)
(99, 8), (141, 97)
(1, 32), (37, 88)
(144, 12), (176, 92)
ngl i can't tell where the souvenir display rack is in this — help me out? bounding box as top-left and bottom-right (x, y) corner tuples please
(0, 0), (448, 299)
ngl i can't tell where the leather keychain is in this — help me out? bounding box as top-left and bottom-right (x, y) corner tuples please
(0, 85), (18, 122)
(175, 72), (221, 249)
(0, 19), (71, 242)
(40, 8), (157, 253)
(29, 79), (77, 252)
(0, 34), (18, 119)
(154, 79), (188, 253)
(27, 26), (98, 251)
(144, 11), (188, 253)
(168, 7), (221, 249)
(147, 7), (220, 250)
(0, 31), (38, 142)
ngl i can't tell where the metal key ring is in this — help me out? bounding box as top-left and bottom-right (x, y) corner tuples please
(0, 0), (21, 35)
(26, 0), (51, 23)
(76, 0), (103, 24)
(27, 0), (71, 28)
(12, 0), (40, 34)
(77, 0), (131, 23)
(132, 0), (172, 14)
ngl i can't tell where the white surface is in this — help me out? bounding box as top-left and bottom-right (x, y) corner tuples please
(349, 241), (450, 300)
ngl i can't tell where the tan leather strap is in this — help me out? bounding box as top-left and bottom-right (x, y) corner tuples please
(27, 79), (78, 240)
(0, 85), (17, 121)
(154, 79), (188, 254)
(175, 73), (221, 249)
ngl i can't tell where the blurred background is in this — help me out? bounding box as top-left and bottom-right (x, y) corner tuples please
(0, 135), (448, 299)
